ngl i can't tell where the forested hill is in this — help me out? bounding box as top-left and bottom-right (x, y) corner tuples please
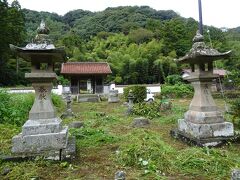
(1, 0), (240, 86)
(22, 6), (179, 41)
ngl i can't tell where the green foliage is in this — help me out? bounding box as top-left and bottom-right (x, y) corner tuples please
(229, 98), (240, 126)
(70, 128), (118, 147)
(1, 3), (233, 86)
(128, 28), (154, 44)
(0, 90), (64, 126)
(0, 90), (34, 125)
(51, 93), (65, 112)
(117, 129), (240, 178)
(1, 97), (240, 179)
(133, 102), (161, 119)
(165, 74), (183, 85)
(175, 147), (238, 178)
(57, 75), (70, 86)
(0, 0), (26, 86)
(123, 85), (147, 103)
(224, 70), (240, 88)
(116, 129), (176, 175)
(161, 84), (193, 98)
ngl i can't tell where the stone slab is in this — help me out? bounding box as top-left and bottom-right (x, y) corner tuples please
(184, 110), (224, 124)
(2, 136), (76, 161)
(12, 127), (68, 153)
(132, 117), (150, 128)
(178, 119), (234, 139)
(25, 73), (57, 79)
(77, 94), (100, 102)
(108, 90), (119, 103)
(22, 118), (62, 135)
(170, 128), (235, 147)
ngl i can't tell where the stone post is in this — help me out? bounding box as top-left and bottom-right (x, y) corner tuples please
(61, 90), (75, 118)
(108, 89), (119, 103)
(127, 90), (134, 115)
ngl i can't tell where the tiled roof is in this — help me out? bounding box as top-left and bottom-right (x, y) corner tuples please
(61, 62), (112, 75)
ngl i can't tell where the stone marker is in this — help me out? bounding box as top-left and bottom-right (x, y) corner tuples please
(108, 89), (119, 103)
(132, 117), (150, 128)
(1, 167), (11, 176)
(231, 169), (240, 180)
(69, 121), (84, 128)
(114, 170), (126, 180)
(173, 31), (234, 146)
(61, 89), (75, 118)
(10, 20), (74, 157)
(126, 90), (134, 115)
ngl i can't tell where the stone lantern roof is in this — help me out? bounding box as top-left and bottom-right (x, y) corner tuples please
(177, 31), (231, 64)
(9, 20), (66, 62)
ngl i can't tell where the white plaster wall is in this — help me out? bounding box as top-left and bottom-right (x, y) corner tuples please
(114, 84), (161, 94)
(7, 85), (63, 95)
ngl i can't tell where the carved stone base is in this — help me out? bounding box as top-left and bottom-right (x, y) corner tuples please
(22, 118), (63, 135)
(171, 128), (234, 147)
(12, 126), (68, 153)
(176, 119), (234, 146)
(184, 110), (224, 124)
(3, 136), (75, 161)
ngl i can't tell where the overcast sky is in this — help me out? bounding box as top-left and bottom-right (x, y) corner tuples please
(9, 0), (240, 28)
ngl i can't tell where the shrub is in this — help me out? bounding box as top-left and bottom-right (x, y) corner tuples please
(133, 102), (161, 119)
(123, 85), (147, 103)
(57, 75), (70, 86)
(0, 90), (65, 126)
(51, 93), (65, 112)
(161, 84), (193, 98)
(229, 98), (240, 126)
(212, 91), (240, 99)
(165, 74), (184, 85)
(0, 90), (34, 126)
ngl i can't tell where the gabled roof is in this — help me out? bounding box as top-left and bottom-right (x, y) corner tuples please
(61, 62), (112, 75)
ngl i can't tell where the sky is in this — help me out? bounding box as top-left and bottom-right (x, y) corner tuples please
(9, 0), (240, 28)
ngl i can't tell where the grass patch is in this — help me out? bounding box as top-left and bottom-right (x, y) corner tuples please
(70, 127), (119, 148)
(1, 97), (240, 179)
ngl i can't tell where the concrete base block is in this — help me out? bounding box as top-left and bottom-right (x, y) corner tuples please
(171, 128), (235, 147)
(178, 119), (234, 139)
(77, 94), (100, 102)
(12, 127), (68, 153)
(2, 136), (75, 161)
(22, 118), (62, 135)
(184, 110), (224, 124)
(108, 98), (119, 103)
(108, 90), (119, 103)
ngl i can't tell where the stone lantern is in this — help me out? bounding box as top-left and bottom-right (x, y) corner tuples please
(175, 31), (234, 146)
(126, 90), (134, 115)
(10, 20), (72, 156)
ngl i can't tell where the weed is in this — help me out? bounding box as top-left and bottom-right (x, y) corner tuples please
(0, 91), (64, 126)
(70, 127), (119, 148)
(133, 102), (161, 119)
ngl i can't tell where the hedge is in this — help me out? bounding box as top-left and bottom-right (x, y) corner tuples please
(161, 84), (193, 98)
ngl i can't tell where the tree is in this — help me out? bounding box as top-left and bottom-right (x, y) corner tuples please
(128, 28), (154, 44)
(0, 0), (26, 86)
